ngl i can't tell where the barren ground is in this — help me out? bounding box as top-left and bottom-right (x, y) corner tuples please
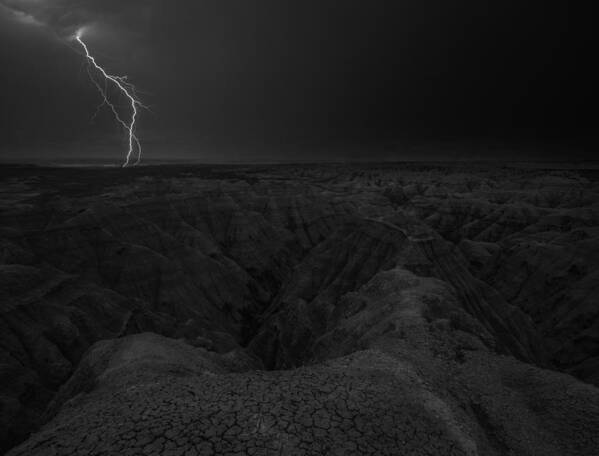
(1, 162), (598, 455)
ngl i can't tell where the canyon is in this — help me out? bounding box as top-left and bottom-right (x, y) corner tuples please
(1, 162), (598, 455)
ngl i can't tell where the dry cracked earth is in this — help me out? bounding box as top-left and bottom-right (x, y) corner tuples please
(1, 162), (598, 455)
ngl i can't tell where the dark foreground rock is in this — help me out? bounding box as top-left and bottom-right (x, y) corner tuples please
(7, 332), (599, 456)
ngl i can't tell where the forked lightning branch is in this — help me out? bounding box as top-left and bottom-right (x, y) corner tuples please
(75, 29), (145, 167)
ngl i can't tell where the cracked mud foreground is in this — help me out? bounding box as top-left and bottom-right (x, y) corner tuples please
(1, 163), (599, 455)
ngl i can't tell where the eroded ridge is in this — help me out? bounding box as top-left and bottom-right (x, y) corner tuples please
(1, 163), (598, 455)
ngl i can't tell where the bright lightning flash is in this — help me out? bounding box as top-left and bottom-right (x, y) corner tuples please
(75, 30), (145, 167)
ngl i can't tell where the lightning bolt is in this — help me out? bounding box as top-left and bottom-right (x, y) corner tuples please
(75, 30), (144, 167)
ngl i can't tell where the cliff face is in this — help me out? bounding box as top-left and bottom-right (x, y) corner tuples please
(1, 163), (598, 455)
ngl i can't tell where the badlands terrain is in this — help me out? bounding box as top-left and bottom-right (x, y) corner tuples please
(0, 162), (598, 455)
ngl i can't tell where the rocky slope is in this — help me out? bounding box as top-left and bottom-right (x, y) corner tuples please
(8, 331), (599, 456)
(1, 163), (598, 455)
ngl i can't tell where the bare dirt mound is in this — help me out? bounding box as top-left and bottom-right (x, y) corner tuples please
(7, 332), (598, 456)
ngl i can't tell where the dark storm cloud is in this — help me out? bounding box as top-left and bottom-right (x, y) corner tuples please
(0, 0), (152, 37)
(0, 1), (596, 161)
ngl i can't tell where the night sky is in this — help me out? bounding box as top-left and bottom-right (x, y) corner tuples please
(0, 1), (596, 162)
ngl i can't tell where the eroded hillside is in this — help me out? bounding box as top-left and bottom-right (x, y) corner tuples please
(1, 163), (598, 455)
